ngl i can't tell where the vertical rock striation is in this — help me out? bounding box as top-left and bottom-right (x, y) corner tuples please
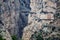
(0, 0), (30, 40)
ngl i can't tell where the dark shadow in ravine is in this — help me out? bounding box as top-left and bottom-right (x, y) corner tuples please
(18, 0), (31, 38)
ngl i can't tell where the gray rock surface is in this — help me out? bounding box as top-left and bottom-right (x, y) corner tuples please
(0, 0), (60, 40)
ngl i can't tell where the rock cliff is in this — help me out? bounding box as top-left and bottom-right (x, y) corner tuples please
(0, 0), (60, 40)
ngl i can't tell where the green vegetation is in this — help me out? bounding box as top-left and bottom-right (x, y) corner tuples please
(36, 34), (43, 40)
(54, 13), (60, 19)
(11, 35), (17, 40)
(0, 35), (6, 40)
(31, 31), (44, 40)
(11, 35), (22, 40)
(36, 32), (43, 40)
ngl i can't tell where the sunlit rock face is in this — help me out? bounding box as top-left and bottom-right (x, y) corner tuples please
(22, 0), (57, 40)
(30, 24), (60, 40)
(0, 0), (59, 40)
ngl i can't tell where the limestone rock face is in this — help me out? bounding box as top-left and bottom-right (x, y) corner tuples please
(0, 0), (60, 40)
(22, 0), (58, 40)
